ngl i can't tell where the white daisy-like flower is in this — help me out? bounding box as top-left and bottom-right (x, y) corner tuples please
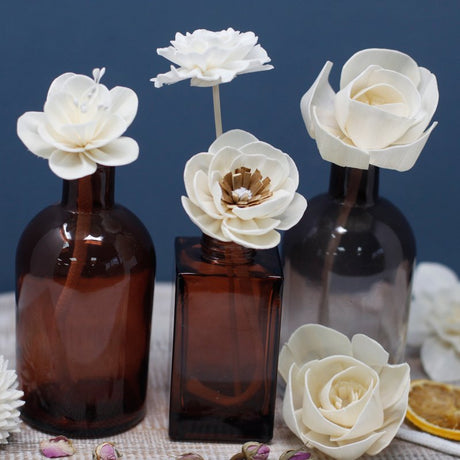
(182, 129), (307, 249)
(0, 356), (24, 444)
(151, 28), (273, 88)
(17, 67), (139, 180)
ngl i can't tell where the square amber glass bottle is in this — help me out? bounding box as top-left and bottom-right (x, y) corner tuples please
(169, 234), (283, 442)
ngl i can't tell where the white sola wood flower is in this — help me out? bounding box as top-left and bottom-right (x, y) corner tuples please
(151, 28), (273, 88)
(301, 48), (438, 171)
(17, 67), (139, 180)
(279, 324), (410, 460)
(182, 129), (307, 249)
(407, 262), (460, 382)
(0, 356), (24, 444)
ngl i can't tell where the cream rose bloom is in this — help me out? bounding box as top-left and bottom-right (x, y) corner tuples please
(279, 324), (410, 460)
(407, 263), (460, 382)
(152, 28), (273, 88)
(301, 48), (438, 171)
(17, 68), (139, 180)
(182, 129), (307, 249)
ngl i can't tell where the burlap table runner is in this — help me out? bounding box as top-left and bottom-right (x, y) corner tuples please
(0, 285), (456, 459)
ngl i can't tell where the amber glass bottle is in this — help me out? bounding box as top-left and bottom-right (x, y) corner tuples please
(16, 166), (155, 437)
(170, 234), (283, 442)
(282, 165), (415, 363)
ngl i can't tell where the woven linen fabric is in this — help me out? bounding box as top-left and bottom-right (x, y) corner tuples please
(0, 285), (457, 460)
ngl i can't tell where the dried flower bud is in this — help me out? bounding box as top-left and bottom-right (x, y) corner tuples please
(39, 436), (76, 458)
(175, 454), (205, 460)
(93, 442), (122, 460)
(279, 449), (311, 460)
(242, 442), (270, 460)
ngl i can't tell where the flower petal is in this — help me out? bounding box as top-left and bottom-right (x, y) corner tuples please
(351, 334), (389, 369)
(223, 217), (281, 236)
(368, 121), (437, 171)
(413, 262), (458, 296)
(282, 364), (308, 439)
(279, 324), (352, 381)
(394, 68), (439, 144)
(184, 152), (213, 205)
(312, 107), (370, 169)
(421, 337), (460, 382)
(305, 430), (383, 460)
(109, 86), (138, 126)
(300, 61), (336, 139)
(275, 193), (307, 230)
(193, 170), (222, 219)
(181, 196), (227, 242)
(48, 150), (97, 180)
(17, 112), (54, 158)
(47, 72), (75, 97)
(231, 189), (292, 221)
(378, 363), (410, 409)
(84, 137), (139, 166)
(340, 48), (421, 89)
(221, 225), (280, 249)
(209, 129), (258, 154)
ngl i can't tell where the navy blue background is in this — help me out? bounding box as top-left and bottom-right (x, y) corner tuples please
(0, 0), (458, 290)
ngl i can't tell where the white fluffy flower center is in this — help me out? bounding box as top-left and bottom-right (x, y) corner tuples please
(220, 166), (272, 208)
(329, 379), (367, 409)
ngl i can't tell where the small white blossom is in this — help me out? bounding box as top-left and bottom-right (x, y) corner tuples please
(182, 129), (307, 249)
(279, 324), (410, 460)
(408, 262), (460, 381)
(301, 48), (438, 171)
(0, 356), (24, 444)
(17, 68), (139, 180)
(152, 28), (273, 88)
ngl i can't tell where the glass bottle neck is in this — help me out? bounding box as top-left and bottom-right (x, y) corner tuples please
(61, 166), (115, 211)
(328, 164), (379, 206)
(201, 234), (255, 265)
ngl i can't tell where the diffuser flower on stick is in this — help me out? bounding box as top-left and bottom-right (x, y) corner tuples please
(16, 68), (155, 437)
(282, 48), (439, 362)
(152, 28), (306, 442)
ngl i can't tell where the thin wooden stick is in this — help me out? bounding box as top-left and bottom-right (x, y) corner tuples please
(212, 84), (223, 138)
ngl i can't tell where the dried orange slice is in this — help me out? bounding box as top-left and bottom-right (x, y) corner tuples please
(406, 379), (460, 440)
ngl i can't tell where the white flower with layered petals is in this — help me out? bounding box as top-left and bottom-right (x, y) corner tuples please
(407, 262), (460, 382)
(0, 356), (24, 444)
(279, 324), (410, 460)
(17, 68), (139, 180)
(301, 48), (438, 171)
(151, 28), (273, 88)
(182, 129), (307, 249)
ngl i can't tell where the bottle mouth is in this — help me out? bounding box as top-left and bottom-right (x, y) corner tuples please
(200, 233), (255, 265)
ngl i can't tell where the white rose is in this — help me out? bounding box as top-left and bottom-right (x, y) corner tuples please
(17, 68), (139, 180)
(151, 28), (273, 88)
(182, 129), (307, 249)
(407, 262), (460, 381)
(279, 324), (410, 460)
(301, 48), (438, 171)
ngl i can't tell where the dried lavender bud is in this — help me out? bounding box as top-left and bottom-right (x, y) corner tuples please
(39, 436), (76, 458)
(93, 442), (122, 460)
(242, 442), (270, 460)
(279, 449), (311, 460)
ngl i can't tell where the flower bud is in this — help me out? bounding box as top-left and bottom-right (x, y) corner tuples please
(242, 442), (270, 460)
(93, 442), (122, 460)
(279, 449), (311, 460)
(39, 436), (76, 458)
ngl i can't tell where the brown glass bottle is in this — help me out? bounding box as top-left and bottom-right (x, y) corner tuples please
(16, 166), (155, 437)
(282, 164), (415, 363)
(170, 234), (283, 442)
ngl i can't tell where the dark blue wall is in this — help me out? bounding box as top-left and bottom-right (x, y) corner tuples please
(1, 0), (458, 290)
